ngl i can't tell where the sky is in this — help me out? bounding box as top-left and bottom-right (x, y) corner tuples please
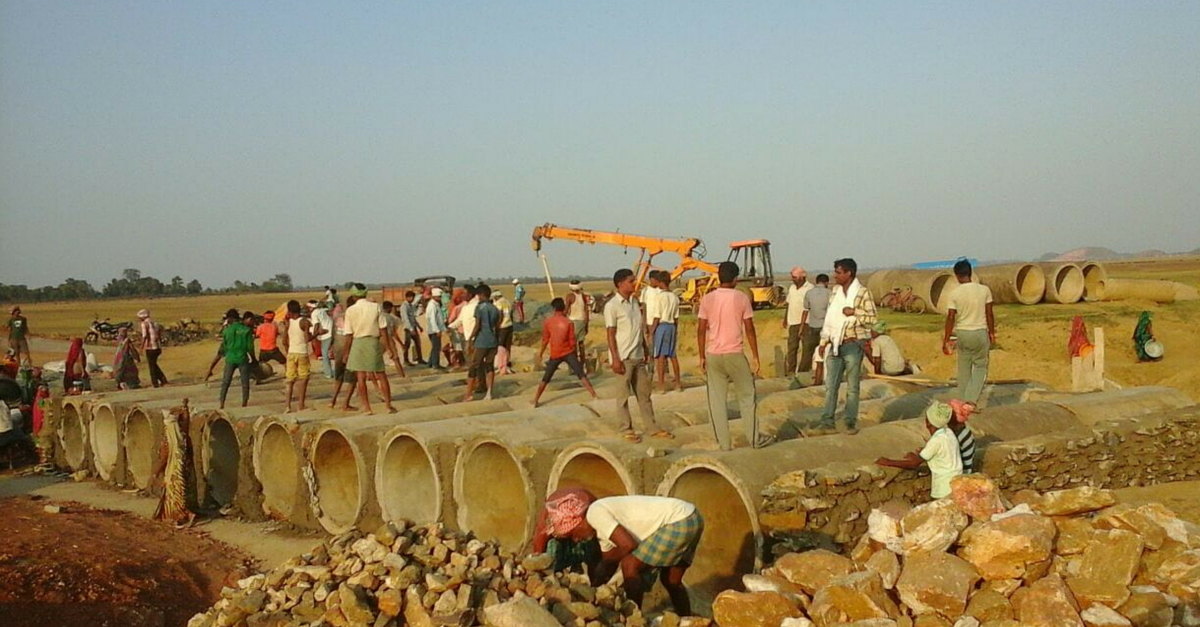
(2, 1), (1198, 289)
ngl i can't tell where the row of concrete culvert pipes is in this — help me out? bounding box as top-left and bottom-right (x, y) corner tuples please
(52, 371), (1194, 603)
(866, 261), (1110, 312)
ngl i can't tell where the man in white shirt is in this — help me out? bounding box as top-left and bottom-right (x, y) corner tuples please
(869, 321), (916, 376)
(649, 270), (683, 393)
(425, 288), (448, 370)
(0, 399), (33, 451)
(450, 285), (480, 366)
(307, 300), (335, 379)
(640, 274), (663, 342)
(604, 269), (666, 442)
(943, 260), (996, 403)
(783, 266), (812, 377)
(537, 491), (704, 616)
(875, 402), (963, 499)
(341, 285), (395, 414)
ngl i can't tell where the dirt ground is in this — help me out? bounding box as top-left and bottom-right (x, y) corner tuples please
(0, 494), (253, 627)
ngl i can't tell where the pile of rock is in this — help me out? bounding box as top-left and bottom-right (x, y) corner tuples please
(715, 477), (1200, 627)
(187, 521), (659, 627)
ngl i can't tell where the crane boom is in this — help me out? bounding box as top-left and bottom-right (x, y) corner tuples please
(531, 223), (718, 288)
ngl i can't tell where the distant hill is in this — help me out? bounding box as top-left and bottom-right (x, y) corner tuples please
(1040, 247), (1186, 262)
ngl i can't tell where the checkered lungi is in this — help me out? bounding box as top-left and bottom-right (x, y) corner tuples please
(631, 509), (704, 567)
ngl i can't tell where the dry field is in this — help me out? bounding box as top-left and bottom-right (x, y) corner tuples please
(13, 258), (1200, 399)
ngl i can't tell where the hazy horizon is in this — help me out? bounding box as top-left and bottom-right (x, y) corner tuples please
(3, 2), (1198, 289)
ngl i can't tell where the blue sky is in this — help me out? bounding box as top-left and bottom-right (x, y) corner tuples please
(2, 1), (1197, 288)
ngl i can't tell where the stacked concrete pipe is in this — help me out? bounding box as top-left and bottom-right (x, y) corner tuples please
(1079, 261), (1108, 302)
(57, 395), (92, 472)
(122, 399), (191, 491)
(974, 263), (1046, 305)
(865, 269), (956, 314)
(1039, 262), (1085, 304)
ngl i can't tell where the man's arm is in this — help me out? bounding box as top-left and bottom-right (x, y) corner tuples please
(606, 327), (624, 374)
(696, 319), (708, 373)
(875, 451), (924, 469)
(799, 309), (809, 335)
(591, 525), (639, 586)
(942, 310), (957, 355)
(744, 318), (760, 376)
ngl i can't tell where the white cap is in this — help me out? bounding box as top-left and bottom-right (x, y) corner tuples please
(431, 287), (443, 296)
(512, 279), (520, 285)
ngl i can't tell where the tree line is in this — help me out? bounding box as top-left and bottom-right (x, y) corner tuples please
(0, 269), (296, 303)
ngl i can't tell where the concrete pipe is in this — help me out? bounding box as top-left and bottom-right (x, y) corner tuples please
(1034, 387), (1194, 426)
(57, 397), (91, 472)
(545, 440), (642, 499)
(654, 421), (933, 606)
(1102, 278), (1200, 303)
(309, 426), (370, 535)
(196, 407), (278, 517)
(1039, 262), (1085, 304)
(88, 402), (125, 483)
(375, 432), (443, 525)
(253, 417), (321, 528)
(975, 263), (1046, 305)
(1080, 262), (1108, 302)
(454, 438), (539, 550)
(866, 269), (956, 314)
(123, 404), (171, 490)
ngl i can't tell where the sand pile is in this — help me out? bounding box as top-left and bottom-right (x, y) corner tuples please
(714, 478), (1200, 627)
(186, 520), (683, 627)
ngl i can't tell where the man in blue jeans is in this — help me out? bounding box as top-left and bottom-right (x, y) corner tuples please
(815, 258), (877, 435)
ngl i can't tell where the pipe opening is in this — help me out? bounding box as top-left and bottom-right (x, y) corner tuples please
(206, 418), (240, 509)
(1082, 263), (1107, 301)
(1049, 265), (1085, 303)
(258, 423), (299, 518)
(929, 274), (952, 311)
(665, 467), (756, 606)
(1014, 265), (1046, 303)
(312, 430), (362, 532)
(124, 410), (155, 489)
(91, 405), (119, 479)
(379, 435), (439, 524)
(554, 451), (629, 498)
(60, 404), (86, 470)
(459, 442), (529, 549)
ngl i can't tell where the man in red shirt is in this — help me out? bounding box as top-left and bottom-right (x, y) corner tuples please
(532, 298), (598, 408)
(256, 311), (286, 366)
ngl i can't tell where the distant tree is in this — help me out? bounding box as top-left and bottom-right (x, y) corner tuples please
(122, 268), (142, 282)
(186, 279), (203, 295)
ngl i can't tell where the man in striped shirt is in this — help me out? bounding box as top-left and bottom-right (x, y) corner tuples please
(815, 258), (877, 435)
(949, 399), (977, 473)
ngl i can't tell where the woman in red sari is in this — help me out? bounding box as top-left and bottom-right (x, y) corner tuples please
(63, 338), (90, 394)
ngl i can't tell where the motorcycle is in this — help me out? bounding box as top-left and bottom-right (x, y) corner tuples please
(84, 317), (134, 343)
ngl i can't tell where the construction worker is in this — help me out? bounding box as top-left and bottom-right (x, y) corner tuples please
(565, 280), (590, 367)
(783, 267), (812, 377)
(512, 279), (526, 324)
(650, 271), (683, 393)
(943, 259), (995, 403)
(816, 258), (876, 435)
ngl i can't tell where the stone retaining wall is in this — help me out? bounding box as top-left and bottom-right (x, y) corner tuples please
(759, 405), (1200, 555)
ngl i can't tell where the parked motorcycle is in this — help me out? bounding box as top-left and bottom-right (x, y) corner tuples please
(84, 317), (134, 343)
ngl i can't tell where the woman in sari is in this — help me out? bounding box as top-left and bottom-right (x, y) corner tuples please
(153, 400), (197, 527)
(112, 328), (141, 389)
(63, 338), (89, 394)
(1133, 311), (1161, 362)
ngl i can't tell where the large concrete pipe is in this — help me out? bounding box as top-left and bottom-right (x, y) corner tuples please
(122, 401), (182, 490)
(1032, 387), (1194, 426)
(974, 263), (1046, 305)
(57, 397), (91, 472)
(195, 407), (283, 518)
(1039, 262), (1085, 304)
(865, 269), (955, 314)
(1102, 278), (1200, 303)
(1079, 262), (1108, 302)
(88, 401), (126, 483)
(545, 440), (644, 498)
(454, 437), (540, 550)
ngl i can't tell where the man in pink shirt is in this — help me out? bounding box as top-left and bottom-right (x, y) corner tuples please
(697, 262), (772, 450)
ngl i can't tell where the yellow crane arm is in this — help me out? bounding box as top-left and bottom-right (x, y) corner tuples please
(531, 223), (703, 259)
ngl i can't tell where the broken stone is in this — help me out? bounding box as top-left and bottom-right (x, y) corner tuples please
(377, 588), (402, 617)
(964, 589), (1013, 623)
(958, 514), (1057, 580)
(809, 571), (898, 625)
(1054, 518), (1097, 556)
(1080, 605), (1132, 627)
(902, 500), (970, 555)
(1152, 548), (1200, 589)
(338, 585), (375, 625)
(1095, 505), (1168, 551)
(865, 549), (902, 590)
(712, 590), (803, 627)
(1010, 574), (1082, 627)
(1034, 487), (1115, 517)
(1066, 529), (1144, 608)
(868, 502), (912, 553)
(351, 537), (389, 564)
(742, 573), (809, 606)
(1117, 588), (1173, 627)
(896, 551), (980, 620)
(774, 549), (855, 594)
(481, 595), (562, 627)
(950, 475), (1006, 521)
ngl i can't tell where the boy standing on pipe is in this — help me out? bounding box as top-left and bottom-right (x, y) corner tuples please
(650, 271), (683, 393)
(463, 284), (501, 401)
(217, 309), (254, 409)
(697, 261), (772, 449)
(532, 298), (598, 408)
(943, 259), (995, 403)
(538, 491), (704, 616)
(815, 258), (876, 435)
(604, 268), (668, 442)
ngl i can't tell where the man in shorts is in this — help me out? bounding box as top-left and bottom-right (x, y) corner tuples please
(650, 271), (682, 393)
(280, 300), (312, 413)
(255, 310), (286, 366)
(532, 298), (598, 408)
(463, 284), (501, 401)
(6, 306), (30, 366)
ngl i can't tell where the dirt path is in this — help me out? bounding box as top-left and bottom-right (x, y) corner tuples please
(0, 473), (323, 627)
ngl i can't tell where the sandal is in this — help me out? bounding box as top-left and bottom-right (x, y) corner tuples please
(752, 433), (776, 449)
(621, 431), (643, 443)
(650, 430), (675, 440)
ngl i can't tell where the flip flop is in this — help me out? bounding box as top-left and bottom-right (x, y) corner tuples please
(621, 431), (643, 443)
(650, 430), (675, 440)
